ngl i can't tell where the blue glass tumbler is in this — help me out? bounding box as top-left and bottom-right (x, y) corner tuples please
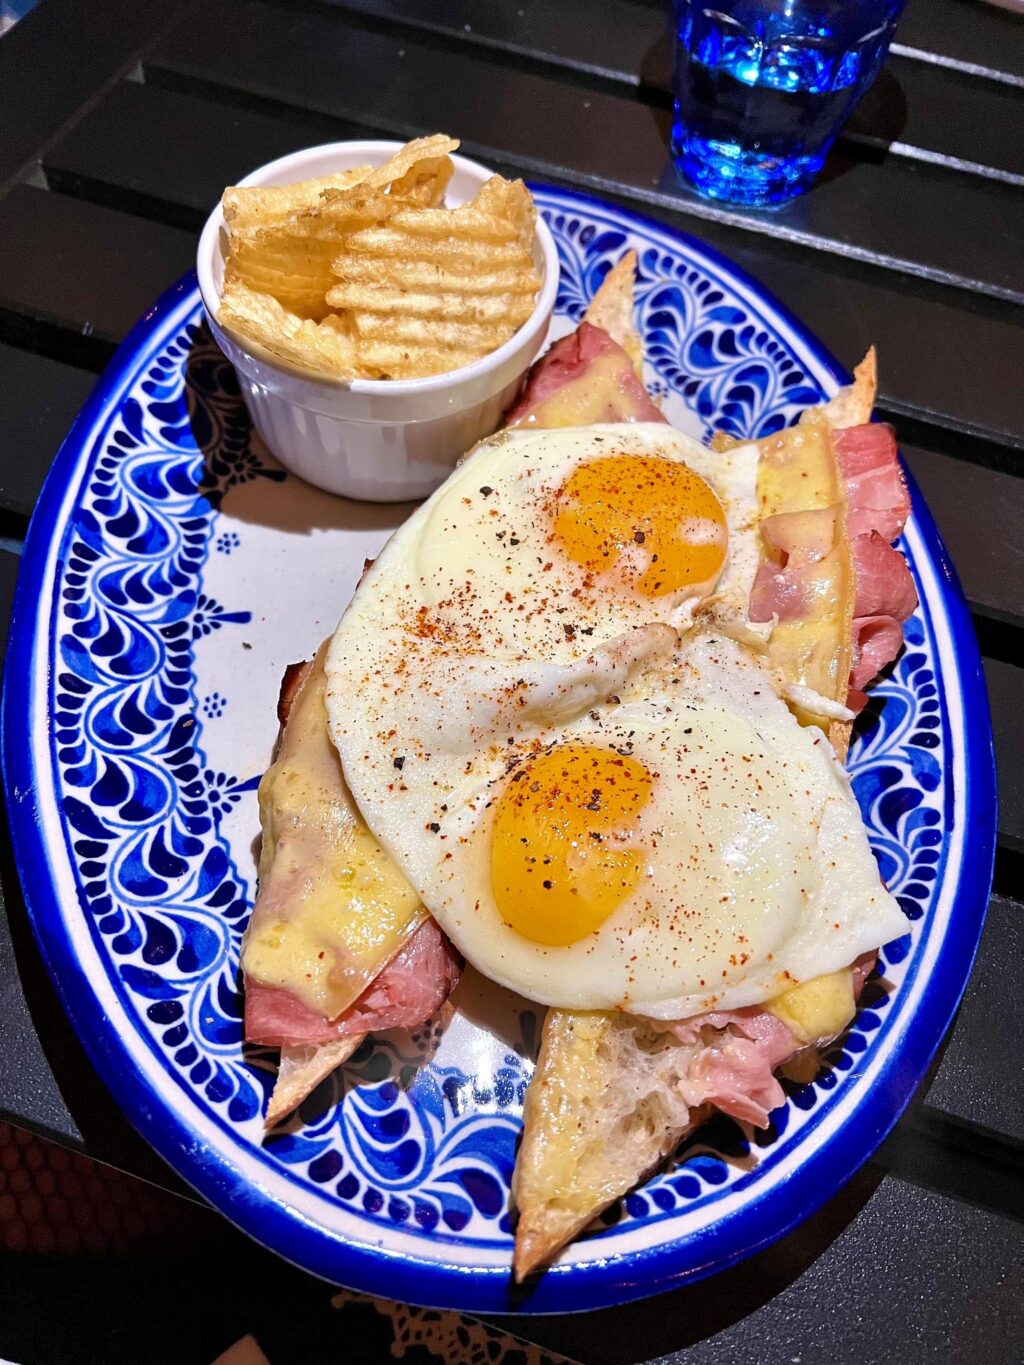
(671, 0), (907, 207)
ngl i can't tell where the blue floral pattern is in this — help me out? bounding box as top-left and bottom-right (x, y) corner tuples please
(9, 190), (988, 1310)
(543, 207), (823, 440)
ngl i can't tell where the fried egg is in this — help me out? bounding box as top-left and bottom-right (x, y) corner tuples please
(342, 422), (763, 672)
(328, 610), (905, 1017)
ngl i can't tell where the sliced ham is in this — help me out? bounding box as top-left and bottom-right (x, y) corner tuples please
(760, 505), (838, 562)
(659, 952), (878, 1129)
(834, 424), (917, 702)
(276, 658), (314, 726)
(339, 917), (462, 1035)
(246, 917), (462, 1048)
(748, 559), (812, 623)
(834, 423), (911, 542)
(667, 1007), (798, 1128)
(849, 614), (907, 693)
(851, 950), (877, 996)
(504, 321), (667, 428)
(846, 534), (916, 702)
(853, 530), (918, 621)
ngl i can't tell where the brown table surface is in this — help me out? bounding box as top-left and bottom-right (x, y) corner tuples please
(1, 1), (1023, 1361)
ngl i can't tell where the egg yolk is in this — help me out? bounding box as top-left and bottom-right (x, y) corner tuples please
(553, 454), (727, 597)
(490, 744), (653, 946)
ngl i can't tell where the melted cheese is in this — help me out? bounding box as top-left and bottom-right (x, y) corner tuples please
(756, 411), (854, 728)
(513, 350), (639, 428)
(767, 968), (856, 1044)
(243, 643), (424, 1019)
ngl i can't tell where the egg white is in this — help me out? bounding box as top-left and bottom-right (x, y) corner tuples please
(328, 616), (906, 1017)
(333, 422), (762, 677)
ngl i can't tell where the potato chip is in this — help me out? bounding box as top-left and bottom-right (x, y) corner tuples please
(324, 283), (530, 324)
(220, 140), (460, 322)
(319, 134), (458, 205)
(215, 135), (541, 383)
(218, 280), (357, 378)
(353, 339), (479, 380)
(583, 250), (644, 379)
(354, 179), (534, 248)
(471, 175), (537, 247)
(350, 312), (527, 350)
(326, 257), (538, 295)
(389, 153), (454, 207)
(224, 189), (395, 321)
(222, 168), (372, 237)
(324, 174), (541, 379)
(330, 229), (530, 270)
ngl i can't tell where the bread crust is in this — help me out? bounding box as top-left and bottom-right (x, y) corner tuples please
(511, 333), (881, 1278)
(265, 1036), (364, 1128)
(583, 250), (644, 379)
(826, 348), (878, 763)
(512, 1009), (711, 1280)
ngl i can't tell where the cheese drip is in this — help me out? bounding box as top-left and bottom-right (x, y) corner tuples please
(756, 410), (855, 731)
(767, 968), (856, 1044)
(243, 643), (424, 1019)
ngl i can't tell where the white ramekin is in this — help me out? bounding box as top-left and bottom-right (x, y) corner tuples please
(196, 141), (559, 502)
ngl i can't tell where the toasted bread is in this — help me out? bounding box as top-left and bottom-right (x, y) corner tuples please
(265, 1036), (364, 1128)
(823, 348), (877, 761)
(249, 641), (424, 1125)
(511, 329), (879, 1277)
(512, 1010), (711, 1280)
(824, 348), (876, 431)
(583, 249), (644, 379)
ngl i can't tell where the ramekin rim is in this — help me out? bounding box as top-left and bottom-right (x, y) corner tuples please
(195, 140), (559, 397)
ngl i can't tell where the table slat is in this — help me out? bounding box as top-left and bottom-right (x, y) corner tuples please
(901, 445), (1024, 630)
(0, 548), (84, 1144)
(0, 186), (195, 360)
(895, 0), (1024, 87)
(41, 79), (360, 231)
(0, 884), (84, 1147)
(146, 1), (1024, 308)
(0, 0), (190, 190)
(983, 665), (1024, 855)
(326, 0), (1024, 183)
(924, 894), (1024, 1140)
(57, 85), (1014, 452)
(0, 346), (97, 520)
(489, 1171), (1024, 1364)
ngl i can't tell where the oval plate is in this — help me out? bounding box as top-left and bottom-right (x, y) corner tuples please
(2, 186), (995, 1313)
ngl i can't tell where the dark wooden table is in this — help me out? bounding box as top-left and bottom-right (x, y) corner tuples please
(2, 1), (1023, 1360)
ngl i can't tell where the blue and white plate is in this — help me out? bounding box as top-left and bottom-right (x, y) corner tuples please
(2, 187), (995, 1313)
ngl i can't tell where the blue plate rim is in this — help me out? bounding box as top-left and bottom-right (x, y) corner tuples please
(1, 185), (997, 1313)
